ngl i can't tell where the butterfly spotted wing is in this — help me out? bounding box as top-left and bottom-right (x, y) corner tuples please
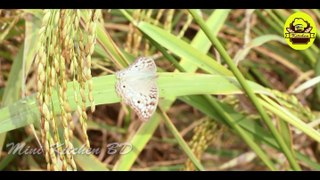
(115, 57), (158, 121)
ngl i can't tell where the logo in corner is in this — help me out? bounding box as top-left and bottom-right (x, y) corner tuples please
(284, 12), (316, 50)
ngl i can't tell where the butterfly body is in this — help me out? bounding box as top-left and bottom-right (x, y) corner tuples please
(115, 57), (158, 121)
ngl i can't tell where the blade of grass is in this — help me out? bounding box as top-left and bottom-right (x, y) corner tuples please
(180, 95), (320, 170)
(0, 73), (273, 134)
(84, 10), (129, 68)
(120, 9), (232, 76)
(314, 56), (320, 105)
(234, 34), (286, 63)
(114, 9), (232, 170)
(202, 95), (276, 170)
(189, 9), (301, 170)
(73, 138), (109, 171)
(296, 152), (320, 170)
(278, 119), (293, 149)
(113, 115), (161, 170)
(0, 136), (35, 170)
(0, 16), (20, 44)
(0, 15), (41, 158)
(292, 76), (320, 94)
(260, 94), (320, 143)
(0, 152), (16, 170)
(115, 101), (206, 171)
(0, 46), (24, 157)
(179, 95), (278, 146)
(158, 107), (205, 171)
(179, 9), (231, 72)
(149, 10), (275, 170)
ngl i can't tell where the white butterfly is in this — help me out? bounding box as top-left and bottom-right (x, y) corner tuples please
(115, 57), (158, 121)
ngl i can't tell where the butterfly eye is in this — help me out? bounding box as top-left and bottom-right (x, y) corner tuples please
(122, 85), (126, 88)
(135, 65), (138, 68)
(137, 101), (140, 103)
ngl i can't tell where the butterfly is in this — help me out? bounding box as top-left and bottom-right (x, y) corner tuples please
(115, 57), (158, 121)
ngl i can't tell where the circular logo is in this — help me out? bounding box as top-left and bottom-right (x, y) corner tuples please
(284, 12), (317, 50)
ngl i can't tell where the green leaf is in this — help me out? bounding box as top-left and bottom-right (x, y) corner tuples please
(114, 9), (232, 170)
(292, 76), (320, 94)
(137, 22), (232, 76)
(73, 138), (109, 171)
(0, 47), (24, 157)
(0, 73), (272, 134)
(0, 15), (41, 157)
(234, 35), (286, 63)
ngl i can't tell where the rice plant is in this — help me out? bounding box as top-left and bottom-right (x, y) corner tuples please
(0, 9), (320, 171)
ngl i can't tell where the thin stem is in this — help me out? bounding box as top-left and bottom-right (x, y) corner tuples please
(204, 95), (276, 170)
(188, 9), (301, 170)
(158, 107), (205, 171)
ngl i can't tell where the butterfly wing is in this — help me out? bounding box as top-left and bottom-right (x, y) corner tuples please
(115, 57), (158, 121)
(116, 57), (157, 78)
